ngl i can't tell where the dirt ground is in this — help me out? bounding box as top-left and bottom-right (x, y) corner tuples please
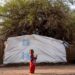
(0, 65), (75, 75)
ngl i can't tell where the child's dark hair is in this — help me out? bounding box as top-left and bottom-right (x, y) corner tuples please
(30, 49), (34, 53)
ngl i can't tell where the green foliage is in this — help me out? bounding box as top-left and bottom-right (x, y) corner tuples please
(0, 0), (74, 43)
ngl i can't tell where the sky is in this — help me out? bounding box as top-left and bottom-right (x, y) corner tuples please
(70, 5), (75, 10)
(0, 0), (5, 6)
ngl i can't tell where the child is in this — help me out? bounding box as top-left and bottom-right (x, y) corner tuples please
(29, 49), (37, 74)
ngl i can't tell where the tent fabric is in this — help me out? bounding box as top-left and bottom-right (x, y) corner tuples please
(3, 34), (67, 64)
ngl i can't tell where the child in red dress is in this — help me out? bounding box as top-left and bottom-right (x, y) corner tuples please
(29, 49), (37, 74)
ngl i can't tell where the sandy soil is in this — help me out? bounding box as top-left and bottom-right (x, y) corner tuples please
(0, 65), (75, 75)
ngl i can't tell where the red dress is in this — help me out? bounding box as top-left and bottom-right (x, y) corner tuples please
(30, 55), (36, 73)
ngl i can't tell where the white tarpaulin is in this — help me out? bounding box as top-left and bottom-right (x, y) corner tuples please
(3, 34), (67, 64)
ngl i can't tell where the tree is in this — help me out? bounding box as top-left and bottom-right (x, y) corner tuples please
(69, 11), (75, 42)
(0, 0), (73, 43)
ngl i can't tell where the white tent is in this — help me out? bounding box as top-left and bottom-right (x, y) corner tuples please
(3, 34), (67, 64)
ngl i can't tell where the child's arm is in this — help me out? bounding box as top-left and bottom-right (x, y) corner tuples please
(34, 55), (37, 60)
